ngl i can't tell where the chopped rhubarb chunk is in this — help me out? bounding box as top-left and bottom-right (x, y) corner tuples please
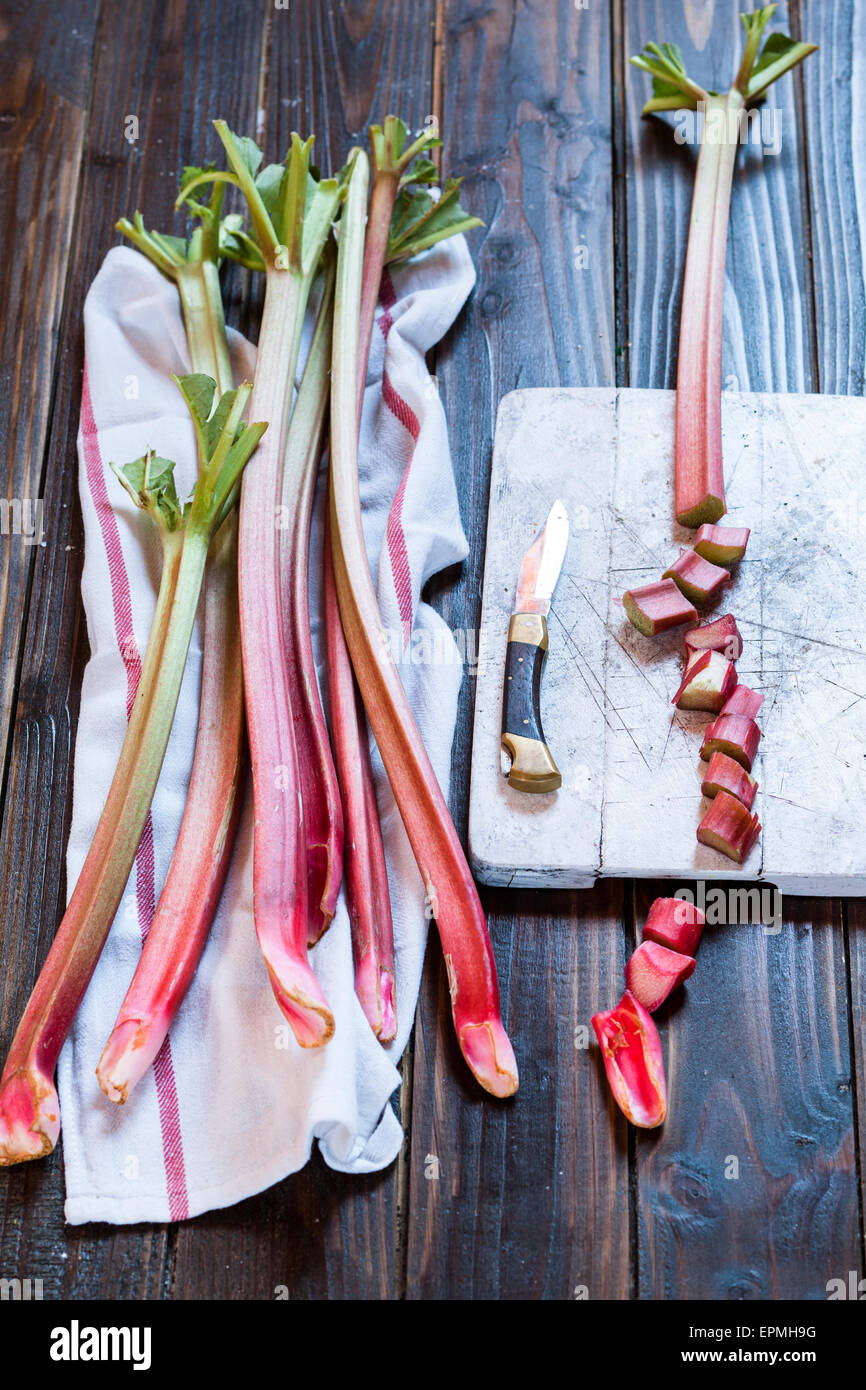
(663, 549), (730, 605)
(701, 750), (757, 810)
(672, 649), (737, 713)
(697, 789), (761, 863)
(625, 941), (696, 1012)
(684, 613), (743, 661)
(642, 897), (705, 957)
(623, 579), (697, 636)
(694, 524), (750, 566)
(700, 713), (761, 772)
(591, 991), (667, 1129)
(720, 684), (764, 719)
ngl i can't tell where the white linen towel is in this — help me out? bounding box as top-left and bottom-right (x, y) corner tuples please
(60, 235), (475, 1223)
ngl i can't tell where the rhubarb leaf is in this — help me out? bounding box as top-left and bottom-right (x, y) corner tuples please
(111, 451), (184, 532)
(746, 31), (819, 101)
(630, 41), (708, 112)
(386, 177), (483, 263)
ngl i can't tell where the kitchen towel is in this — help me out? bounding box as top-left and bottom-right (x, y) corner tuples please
(60, 235), (474, 1223)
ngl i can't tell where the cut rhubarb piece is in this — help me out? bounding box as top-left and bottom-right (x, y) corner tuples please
(672, 648), (737, 713)
(697, 789), (761, 863)
(591, 991), (667, 1129)
(663, 549), (730, 606)
(720, 684), (764, 719)
(701, 750), (757, 811)
(642, 897), (704, 958)
(694, 524), (750, 566)
(684, 612), (742, 661)
(623, 579), (697, 636)
(700, 713), (761, 772)
(625, 941), (696, 1013)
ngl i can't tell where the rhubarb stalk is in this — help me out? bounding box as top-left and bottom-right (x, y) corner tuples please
(329, 152), (518, 1097)
(327, 117), (482, 1039)
(97, 196), (246, 1104)
(0, 379), (266, 1160)
(631, 8), (817, 526)
(181, 127), (343, 1045)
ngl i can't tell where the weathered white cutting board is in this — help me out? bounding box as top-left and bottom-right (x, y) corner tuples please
(469, 387), (866, 895)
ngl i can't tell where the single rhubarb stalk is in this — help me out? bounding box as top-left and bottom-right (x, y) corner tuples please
(623, 578), (697, 636)
(98, 197), (246, 1105)
(327, 117), (482, 1039)
(279, 256), (344, 943)
(702, 749), (757, 810)
(592, 991), (667, 1129)
(632, 10), (817, 526)
(182, 127), (343, 1045)
(625, 941), (696, 1013)
(0, 379), (266, 1161)
(684, 612), (742, 660)
(329, 152), (517, 1096)
(663, 548), (730, 605)
(642, 897), (705, 957)
(325, 528), (393, 1038)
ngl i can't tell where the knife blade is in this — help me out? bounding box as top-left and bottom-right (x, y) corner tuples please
(501, 500), (569, 793)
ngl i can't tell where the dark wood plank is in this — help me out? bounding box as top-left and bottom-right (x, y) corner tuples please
(406, 0), (629, 1300)
(0, 0), (99, 838)
(846, 903), (866, 1262)
(0, 0), (267, 1298)
(799, 0), (864, 395)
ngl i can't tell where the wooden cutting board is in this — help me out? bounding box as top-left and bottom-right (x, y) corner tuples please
(468, 387), (866, 895)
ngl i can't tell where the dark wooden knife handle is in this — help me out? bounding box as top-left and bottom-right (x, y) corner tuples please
(501, 613), (561, 794)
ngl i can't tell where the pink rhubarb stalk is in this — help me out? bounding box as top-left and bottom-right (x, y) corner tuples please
(592, 991), (667, 1129)
(329, 152), (517, 1096)
(623, 578), (697, 636)
(98, 202), (247, 1104)
(632, 11), (816, 527)
(280, 258), (344, 944)
(642, 897), (704, 957)
(326, 116), (481, 1039)
(625, 941), (696, 1013)
(181, 126), (343, 1045)
(0, 380), (265, 1160)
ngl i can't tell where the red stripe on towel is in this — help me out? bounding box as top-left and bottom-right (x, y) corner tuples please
(80, 366), (190, 1221)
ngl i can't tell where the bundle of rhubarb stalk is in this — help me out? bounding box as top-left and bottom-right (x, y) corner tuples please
(0, 115), (519, 1171)
(595, 7), (815, 1130)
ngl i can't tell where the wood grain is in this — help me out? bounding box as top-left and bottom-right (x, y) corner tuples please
(406, 0), (629, 1300)
(636, 886), (858, 1299)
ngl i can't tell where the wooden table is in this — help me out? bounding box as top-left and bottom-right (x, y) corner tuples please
(0, 0), (862, 1300)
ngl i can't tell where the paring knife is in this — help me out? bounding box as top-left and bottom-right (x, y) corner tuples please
(501, 499), (569, 794)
